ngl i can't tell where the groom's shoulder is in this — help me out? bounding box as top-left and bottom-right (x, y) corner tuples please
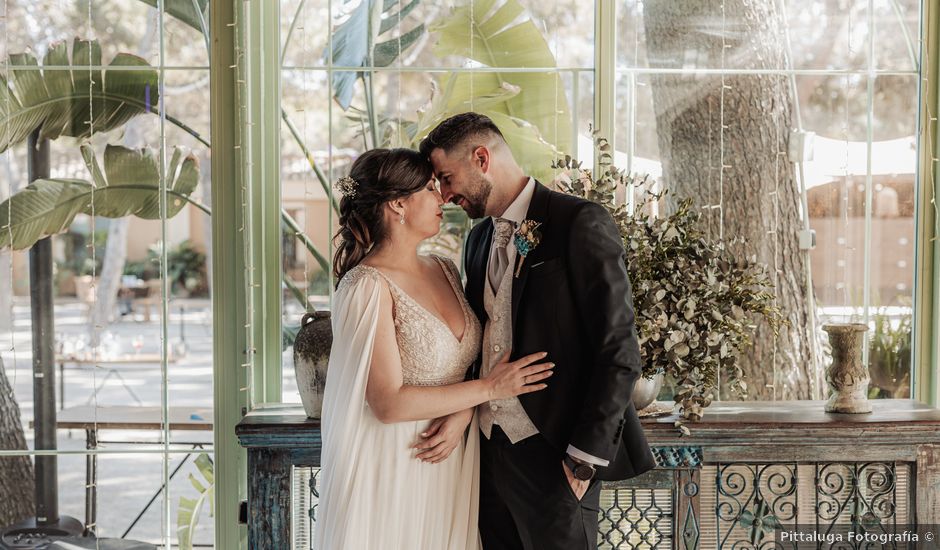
(539, 182), (597, 220)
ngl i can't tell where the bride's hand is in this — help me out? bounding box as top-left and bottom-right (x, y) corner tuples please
(483, 350), (553, 400)
(412, 408), (474, 463)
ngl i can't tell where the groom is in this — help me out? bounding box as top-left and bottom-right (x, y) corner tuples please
(418, 113), (655, 549)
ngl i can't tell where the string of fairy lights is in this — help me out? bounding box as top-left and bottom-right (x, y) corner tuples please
(86, 0), (103, 540)
(234, 0), (254, 411)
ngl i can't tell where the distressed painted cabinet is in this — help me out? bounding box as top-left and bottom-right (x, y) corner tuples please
(236, 399), (940, 549)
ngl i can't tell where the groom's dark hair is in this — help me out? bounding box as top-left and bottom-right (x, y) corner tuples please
(419, 112), (506, 158)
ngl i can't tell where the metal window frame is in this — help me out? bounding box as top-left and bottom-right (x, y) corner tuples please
(914, 0), (940, 407)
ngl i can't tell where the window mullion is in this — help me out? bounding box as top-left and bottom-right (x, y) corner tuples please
(210, 0), (251, 548)
(914, 0), (940, 407)
(594, 0), (616, 175)
(245, 0), (284, 405)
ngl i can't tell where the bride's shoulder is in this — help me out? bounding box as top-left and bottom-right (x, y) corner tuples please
(336, 264), (386, 293)
(424, 253), (459, 272)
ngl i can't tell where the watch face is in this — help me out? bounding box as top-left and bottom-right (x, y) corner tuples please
(574, 464), (594, 481)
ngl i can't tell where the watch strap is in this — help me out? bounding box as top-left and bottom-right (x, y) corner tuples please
(564, 454), (596, 481)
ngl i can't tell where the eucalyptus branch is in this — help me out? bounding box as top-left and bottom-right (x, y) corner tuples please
(556, 138), (787, 422)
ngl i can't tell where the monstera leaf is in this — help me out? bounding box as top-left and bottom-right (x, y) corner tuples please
(0, 144), (200, 251)
(428, 0), (572, 156)
(407, 76), (562, 182)
(0, 39), (158, 153)
(325, 0), (425, 109)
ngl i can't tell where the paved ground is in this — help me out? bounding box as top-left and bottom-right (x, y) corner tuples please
(2, 296), (304, 548)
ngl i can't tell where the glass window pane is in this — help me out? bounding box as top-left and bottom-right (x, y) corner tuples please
(1, 0), (214, 545)
(5, 1), (161, 67)
(617, 0), (870, 70)
(873, 0), (922, 71)
(524, 0), (594, 69)
(281, 0), (329, 69)
(283, 4), (587, 400)
(866, 74), (916, 399)
(803, 74), (872, 318)
(163, 5), (210, 68)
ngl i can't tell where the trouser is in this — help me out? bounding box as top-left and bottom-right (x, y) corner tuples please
(479, 425), (602, 550)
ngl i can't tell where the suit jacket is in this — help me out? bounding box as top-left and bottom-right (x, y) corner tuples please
(463, 180), (656, 481)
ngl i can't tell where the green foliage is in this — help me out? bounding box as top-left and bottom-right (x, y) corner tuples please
(329, 0), (573, 183)
(138, 0), (209, 35)
(554, 135), (787, 421)
(324, 0), (425, 109)
(404, 0), (573, 182)
(57, 228), (108, 278)
(146, 239), (208, 296)
(427, 0), (572, 154)
(0, 145), (200, 251)
(0, 38), (158, 154)
(176, 452), (214, 550)
(123, 258), (155, 281)
(308, 268), (333, 297)
(868, 310), (912, 398)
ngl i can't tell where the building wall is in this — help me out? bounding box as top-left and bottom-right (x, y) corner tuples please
(811, 217), (915, 307)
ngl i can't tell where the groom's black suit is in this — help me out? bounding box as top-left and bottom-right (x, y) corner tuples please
(464, 181), (655, 549)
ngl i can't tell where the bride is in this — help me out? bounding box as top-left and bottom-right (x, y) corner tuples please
(314, 148), (553, 550)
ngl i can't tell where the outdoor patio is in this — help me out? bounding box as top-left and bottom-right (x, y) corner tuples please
(2, 296), (303, 547)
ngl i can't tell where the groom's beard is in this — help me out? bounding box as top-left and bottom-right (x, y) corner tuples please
(455, 175), (491, 219)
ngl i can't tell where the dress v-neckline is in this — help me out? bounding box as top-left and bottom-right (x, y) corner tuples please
(361, 256), (469, 345)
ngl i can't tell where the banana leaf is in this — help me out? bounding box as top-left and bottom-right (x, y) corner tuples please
(177, 452), (214, 550)
(428, 0), (573, 156)
(0, 144), (200, 251)
(0, 39), (158, 153)
(325, 0), (425, 109)
(138, 0), (209, 37)
(407, 76), (562, 183)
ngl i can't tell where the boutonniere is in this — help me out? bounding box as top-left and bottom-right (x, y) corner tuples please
(513, 219), (542, 278)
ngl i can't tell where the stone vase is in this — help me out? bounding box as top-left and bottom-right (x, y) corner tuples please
(633, 372), (664, 411)
(292, 311), (333, 419)
(823, 323), (872, 414)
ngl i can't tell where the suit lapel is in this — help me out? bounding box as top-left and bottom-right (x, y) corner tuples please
(510, 180), (550, 331)
(468, 218), (494, 321)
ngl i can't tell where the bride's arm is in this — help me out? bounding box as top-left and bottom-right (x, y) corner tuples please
(413, 408), (475, 463)
(365, 283), (552, 424)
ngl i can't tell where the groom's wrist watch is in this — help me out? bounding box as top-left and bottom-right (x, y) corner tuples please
(563, 454), (596, 481)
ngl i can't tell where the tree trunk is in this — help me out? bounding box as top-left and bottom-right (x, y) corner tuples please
(0, 355), (35, 527)
(642, 0), (821, 400)
(90, 218), (129, 334)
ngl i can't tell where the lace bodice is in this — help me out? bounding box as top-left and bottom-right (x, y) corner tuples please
(338, 255), (482, 386)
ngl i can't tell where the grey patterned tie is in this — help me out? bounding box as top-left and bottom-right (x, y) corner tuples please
(489, 218), (515, 291)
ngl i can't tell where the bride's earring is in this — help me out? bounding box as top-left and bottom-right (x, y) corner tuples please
(399, 213), (405, 225)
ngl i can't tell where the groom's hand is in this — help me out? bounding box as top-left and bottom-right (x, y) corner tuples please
(562, 459), (590, 501)
(413, 408), (474, 463)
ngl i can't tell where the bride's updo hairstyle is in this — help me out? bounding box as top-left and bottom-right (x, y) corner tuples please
(332, 148), (433, 286)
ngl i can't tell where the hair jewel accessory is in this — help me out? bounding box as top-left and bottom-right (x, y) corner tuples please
(336, 175), (359, 198)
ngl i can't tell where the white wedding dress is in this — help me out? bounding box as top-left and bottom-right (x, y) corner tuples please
(314, 255), (483, 550)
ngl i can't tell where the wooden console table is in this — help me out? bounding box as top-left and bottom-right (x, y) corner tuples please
(236, 399), (940, 549)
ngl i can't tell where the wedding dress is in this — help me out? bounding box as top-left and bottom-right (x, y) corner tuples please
(314, 254), (483, 550)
